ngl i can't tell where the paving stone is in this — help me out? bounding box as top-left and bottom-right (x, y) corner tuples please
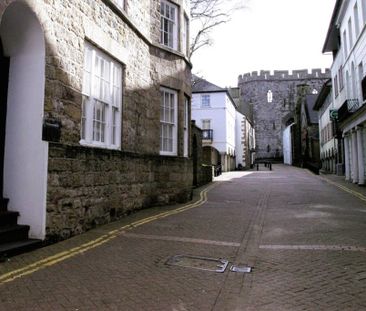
(1, 165), (366, 310)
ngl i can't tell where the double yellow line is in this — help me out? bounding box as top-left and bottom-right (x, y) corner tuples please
(0, 183), (216, 285)
(320, 176), (366, 202)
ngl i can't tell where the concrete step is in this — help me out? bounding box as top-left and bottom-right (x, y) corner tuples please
(0, 239), (42, 259)
(0, 210), (19, 226)
(0, 224), (30, 244)
(0, 198), (9, 212)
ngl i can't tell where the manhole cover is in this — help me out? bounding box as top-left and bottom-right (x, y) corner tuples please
(166, 255), (229, 273)
(230, 265), (252, 273)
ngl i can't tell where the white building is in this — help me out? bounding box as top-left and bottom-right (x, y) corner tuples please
(313, 80), (340, 174)
(191, 76), (246, 172)
(323, 0), (366, 184)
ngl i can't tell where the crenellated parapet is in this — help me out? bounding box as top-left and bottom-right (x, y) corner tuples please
(238, 68), (331, 83)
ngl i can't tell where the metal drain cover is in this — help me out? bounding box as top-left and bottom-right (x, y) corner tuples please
(166, 255), (229, 273)
(230, 265), (252, 273)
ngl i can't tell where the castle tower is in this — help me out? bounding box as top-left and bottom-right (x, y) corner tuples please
(238, 69), (330, 160)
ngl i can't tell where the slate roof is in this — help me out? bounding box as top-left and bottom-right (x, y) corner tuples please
(313, 79), (332, 111)
(192, 74), (225, 93)
(306, 94), (319, 124)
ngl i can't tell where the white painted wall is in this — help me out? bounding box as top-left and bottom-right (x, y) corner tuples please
(283, 124), (294, 165)
(0, 2), (48, 239)
(191, 91), (236, 155)
(337, 0), (366, 105)
(235, 111), (245, 167)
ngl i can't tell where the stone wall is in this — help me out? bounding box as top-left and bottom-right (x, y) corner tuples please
(0, 0), (193, 241)
(47, 143), (192, 240)
(238, 69), (330, 159)
(191, 122), (212, 187)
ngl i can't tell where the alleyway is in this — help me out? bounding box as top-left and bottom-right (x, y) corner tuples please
(1, 165), (366, 310)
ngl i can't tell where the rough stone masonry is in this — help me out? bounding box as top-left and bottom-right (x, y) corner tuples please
(0, 0), (193, 241)
(238, 69), (330, 160)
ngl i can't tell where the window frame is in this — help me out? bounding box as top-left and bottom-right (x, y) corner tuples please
(160, 0), (178, 50)
(201, 94), (211, 108)
(183, 97), (189, 157)
(267, 90), (273, 103)
(81, 42), (123, 150)
(182, 14), (189, 57)
(354, 2), (360, 38)
(114, 0), (125, 10)
(334, 74), (339, 98)
(343, 30), (348, 57)
(160, 87), (178, 156)
(348, 18), (353, 50)
(201, 119), (211, 130)
(338, 66), (344, 91)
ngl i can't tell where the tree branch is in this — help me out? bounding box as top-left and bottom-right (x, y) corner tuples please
(190, 0), (246, 57)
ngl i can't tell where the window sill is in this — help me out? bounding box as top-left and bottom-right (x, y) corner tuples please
(153, 43), (191, 67)
(159, 151), (178, 157)
(80, 140), (121, 151)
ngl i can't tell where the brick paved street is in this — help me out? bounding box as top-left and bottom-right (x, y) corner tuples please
(1, 165), (366, 310)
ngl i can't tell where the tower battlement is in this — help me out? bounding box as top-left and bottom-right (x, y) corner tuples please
(238, 69), (330, 83)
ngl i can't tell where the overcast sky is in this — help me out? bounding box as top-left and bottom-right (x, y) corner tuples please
(190, 0), (337, 88)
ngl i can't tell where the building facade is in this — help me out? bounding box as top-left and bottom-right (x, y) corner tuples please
(191, 77), (237, 172)
(323, 0), (366, 184)
(0, 0), (192, 246)
(313, 80), (341, 174)
(238, 70), (330, 161)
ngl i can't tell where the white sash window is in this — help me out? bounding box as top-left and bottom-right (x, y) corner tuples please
(183, 97), (189, 157)
(160, 87), (178, 155)
(81, 42), (122, 149)
(160, 0), (178, 50)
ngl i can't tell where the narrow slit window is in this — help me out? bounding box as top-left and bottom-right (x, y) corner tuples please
(267, 90), (273, 103)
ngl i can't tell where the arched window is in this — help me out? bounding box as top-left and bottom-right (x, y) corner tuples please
(267, 90), (273, 103)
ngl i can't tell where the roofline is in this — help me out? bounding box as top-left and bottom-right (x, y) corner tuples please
(192, 89), (238, 109)
(192, 90), (226, 94)
(322, 0), (343, 53)
(313, 79), (332, 111)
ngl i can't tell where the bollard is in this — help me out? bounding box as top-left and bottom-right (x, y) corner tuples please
(269, 163), (272, 170)
(256, 164), (259, 171)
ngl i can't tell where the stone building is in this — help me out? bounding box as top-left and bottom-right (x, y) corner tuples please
(298, 90), (321, 172)
(238, 69), (330, 161)
(229, 87), (255, 169)
(0, 0), (192, 252)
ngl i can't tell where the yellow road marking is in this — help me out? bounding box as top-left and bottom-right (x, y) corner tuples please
(320, 176), (366, 202)
(0, 183), (217, 284)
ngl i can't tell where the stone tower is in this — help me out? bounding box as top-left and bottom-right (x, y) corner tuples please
(238, 69), (330, 160)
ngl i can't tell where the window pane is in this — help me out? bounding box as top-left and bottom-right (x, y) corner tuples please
(82, 43), (122, 148)
(82, 47), (92, 96)
(160, 1), (177, 49)
(81, 97), (87, 139)
(160, 88), (176, 153)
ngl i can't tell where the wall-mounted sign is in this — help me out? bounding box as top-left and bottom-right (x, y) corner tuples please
(329, 109), (338, 120)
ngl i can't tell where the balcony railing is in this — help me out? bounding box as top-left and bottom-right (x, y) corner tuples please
(202, 129), (213, 141)
(347, 98), (360, 112)
(338, 98), (360, 123)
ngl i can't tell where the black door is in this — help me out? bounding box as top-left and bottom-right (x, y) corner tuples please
(0, 39), (9, 196)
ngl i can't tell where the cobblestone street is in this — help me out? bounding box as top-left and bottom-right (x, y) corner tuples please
(1, 165), (366, 310)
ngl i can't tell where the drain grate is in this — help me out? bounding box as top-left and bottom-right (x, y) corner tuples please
(166, 255), (229, 273)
